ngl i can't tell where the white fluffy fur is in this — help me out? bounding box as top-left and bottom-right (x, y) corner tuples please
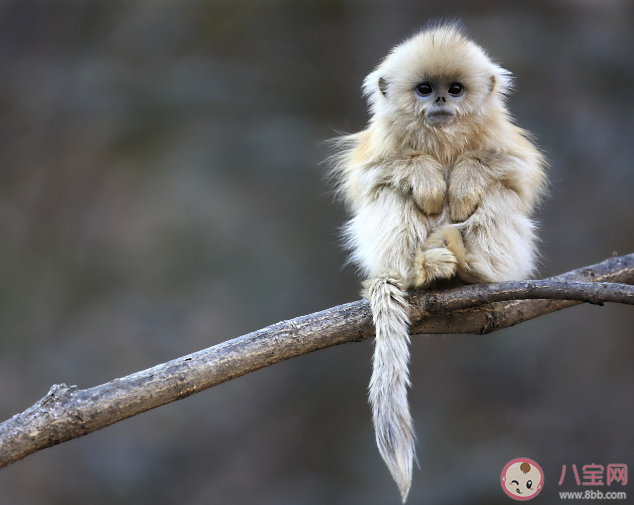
(329, 22), (547, 501)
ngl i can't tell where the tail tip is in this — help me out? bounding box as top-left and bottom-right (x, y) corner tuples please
(399, 480), (411, 503)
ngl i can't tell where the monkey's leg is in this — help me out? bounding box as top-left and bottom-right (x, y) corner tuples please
(456, 185), (539, 283)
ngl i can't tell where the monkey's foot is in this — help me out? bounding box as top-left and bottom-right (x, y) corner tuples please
(412, 247), (457, 288)
(456, 253), (488, 284)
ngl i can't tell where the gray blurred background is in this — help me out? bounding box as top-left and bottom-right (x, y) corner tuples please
(0, 1), (633, 504)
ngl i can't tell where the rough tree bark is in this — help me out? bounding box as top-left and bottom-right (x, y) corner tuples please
(0, 254), (633, 470)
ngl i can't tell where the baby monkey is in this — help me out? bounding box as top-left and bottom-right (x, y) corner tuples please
(330, 22), (547, 501)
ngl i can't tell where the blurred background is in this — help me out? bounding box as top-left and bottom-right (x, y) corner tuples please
(0, 1), (633, 504)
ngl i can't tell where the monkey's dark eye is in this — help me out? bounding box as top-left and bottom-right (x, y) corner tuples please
(448, 83), (464, 96)
(415, 82), (433, 96)
(526, 480), (533, 489)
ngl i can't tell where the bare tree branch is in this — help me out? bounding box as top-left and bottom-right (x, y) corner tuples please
(1, 254), (633, 470)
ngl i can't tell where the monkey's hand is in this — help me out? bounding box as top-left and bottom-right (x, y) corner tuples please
(390, 154), (445, 215)
(448, 154), (490, 222)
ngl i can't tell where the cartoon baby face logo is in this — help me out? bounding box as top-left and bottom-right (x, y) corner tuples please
(501, 458), (544, 500)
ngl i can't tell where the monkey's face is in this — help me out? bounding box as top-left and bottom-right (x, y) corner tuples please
(413, 78), (465, 127)
(373, 65), (495, 132)
(382, 56), (500, 131)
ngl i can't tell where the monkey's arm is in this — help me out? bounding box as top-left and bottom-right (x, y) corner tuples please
(344, 183), (425, 285)
(343, 150), (446, 213)
(382, 153), (446, 216)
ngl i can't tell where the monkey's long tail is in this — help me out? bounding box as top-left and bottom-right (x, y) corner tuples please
(367, 276), (416, 503)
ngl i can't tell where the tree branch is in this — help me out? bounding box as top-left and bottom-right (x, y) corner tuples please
(1, 254), (633, 470)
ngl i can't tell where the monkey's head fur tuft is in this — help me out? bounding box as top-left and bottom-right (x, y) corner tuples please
(363, 23), (512, 144)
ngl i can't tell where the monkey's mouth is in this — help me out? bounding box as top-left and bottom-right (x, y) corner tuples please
(425, 110), (455, 125)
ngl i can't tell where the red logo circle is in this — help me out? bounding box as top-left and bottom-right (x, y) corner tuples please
(501, 458), (544, 500)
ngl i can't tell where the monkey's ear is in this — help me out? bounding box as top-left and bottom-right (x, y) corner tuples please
(378, 77), (389, 97)
(490, 68), (513, 96)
